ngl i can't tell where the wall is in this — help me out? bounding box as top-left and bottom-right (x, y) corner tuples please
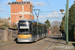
(0, 28), (18, 42)
(11, 2), (34, 23)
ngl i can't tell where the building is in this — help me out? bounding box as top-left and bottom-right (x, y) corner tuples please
(8, 0), (34, 24)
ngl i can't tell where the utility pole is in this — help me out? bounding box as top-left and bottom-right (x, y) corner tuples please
(66, 0), (69, 44)
(34, 9), (40, 24)
(60, 0), (69, 44)
(34, 9), (40, 36)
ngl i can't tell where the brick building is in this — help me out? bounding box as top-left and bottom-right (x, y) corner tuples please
(8, 0), (34, 24)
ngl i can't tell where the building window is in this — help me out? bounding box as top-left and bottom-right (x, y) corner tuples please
(12, 2), (14, 4)
(12, 2), (16, 4)
(17, 2), (18, 4)
(14, 2), (16, 4)
(18, 2), (22, 4)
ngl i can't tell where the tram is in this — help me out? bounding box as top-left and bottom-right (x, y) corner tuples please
(17, 20), (48, 42)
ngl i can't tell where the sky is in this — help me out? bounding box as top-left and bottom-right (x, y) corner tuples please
(0, 0), (75, 23)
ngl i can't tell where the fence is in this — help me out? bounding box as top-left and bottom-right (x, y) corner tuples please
(0, 28), (18, 42)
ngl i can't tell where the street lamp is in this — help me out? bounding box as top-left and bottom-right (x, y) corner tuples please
(60, 0), (69, 44)
(19, 16), (22, 20)
(60, 9), (66, 33)
(60, 9), (64, 13)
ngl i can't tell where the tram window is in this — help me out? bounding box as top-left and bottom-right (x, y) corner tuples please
(33, 25), (35, 33)
(20, 24), (27, 26)
(26, 29), (28, 32)
(19, 29), (29, 32)
(19, 21), (26, 24)
(28, 21), (32, 25)
(32, 25), (37, 34)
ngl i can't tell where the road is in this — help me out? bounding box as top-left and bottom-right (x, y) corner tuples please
(0, 34), (61, 50)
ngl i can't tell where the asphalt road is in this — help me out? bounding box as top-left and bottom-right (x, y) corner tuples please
(0, 34), (61, 50)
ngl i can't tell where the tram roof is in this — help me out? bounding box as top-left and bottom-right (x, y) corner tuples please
(18, 19), (45, 24)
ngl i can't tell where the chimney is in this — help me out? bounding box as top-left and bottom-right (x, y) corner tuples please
(16, 0), (22, 2)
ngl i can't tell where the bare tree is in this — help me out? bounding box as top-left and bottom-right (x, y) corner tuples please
(51, 21), (61, 34)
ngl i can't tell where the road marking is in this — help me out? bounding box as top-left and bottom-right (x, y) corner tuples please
(45, 39), (56, 50)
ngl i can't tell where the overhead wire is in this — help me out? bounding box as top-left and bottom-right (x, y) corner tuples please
(46, 0), (57, 18)
(40, 12), (61, 19)
(47, 0), (53, 12)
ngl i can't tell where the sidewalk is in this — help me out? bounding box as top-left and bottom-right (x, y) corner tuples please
(0, 40), (15, 48)
(53, 36), (75, 50)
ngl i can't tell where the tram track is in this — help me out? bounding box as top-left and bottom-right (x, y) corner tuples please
(45, 39), (56, 50)
(30, 37), (56, 50)
(30, 38), (47, 50)
(0, 34), (60, 50)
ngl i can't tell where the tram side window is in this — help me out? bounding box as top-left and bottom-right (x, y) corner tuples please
(44, 26), (45, 33)
(39, 25), (42, 34)
(35, 25), (37, 34)
(42, 26), (44, 33)
(33, 25), (34, 34)
(33, 25), (36, 34)
(46, 27), (48, 33)
(40, 25), (42, 34)
(38, 25), (39, 33)
(46, 27), (47, 33)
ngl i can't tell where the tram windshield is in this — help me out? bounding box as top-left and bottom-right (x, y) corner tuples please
(19, 21), (27, 26)
(18, 21), (32, 26)
(18, 28), (31, 34)
(18, 29), (30, 34)
(18, 21), (32, 34)
(19, 29), (29, 32)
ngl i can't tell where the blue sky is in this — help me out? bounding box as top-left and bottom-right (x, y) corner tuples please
(0, 0), (75, 23)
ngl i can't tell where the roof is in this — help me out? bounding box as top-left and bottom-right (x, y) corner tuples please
(8, 1), (33, 6)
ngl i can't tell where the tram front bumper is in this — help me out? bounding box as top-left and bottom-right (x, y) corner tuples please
(17, 38), (33, 42)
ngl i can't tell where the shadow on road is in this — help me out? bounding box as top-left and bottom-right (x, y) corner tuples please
(14, 38), (44, 44)
(16, 42), (34, 44)
(48, 35), (66, 45)
(54, 34), (61, 36)
(72, 43), (75, 46)
(48, 34), (75, 45)
(48, 36), (65, 40)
